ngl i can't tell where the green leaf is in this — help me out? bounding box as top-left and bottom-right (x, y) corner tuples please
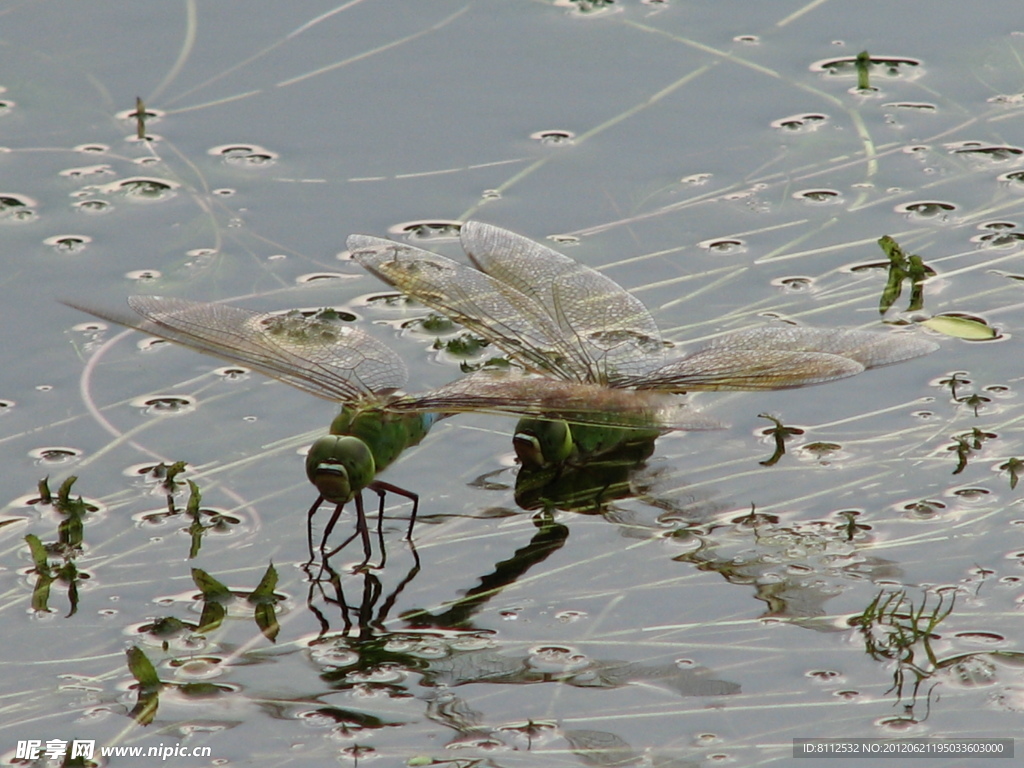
(126, 646), (161, 691)
(192, 569), (231, 633)
(58, 510), (84, 549)
(185, 479), (202, 515)
(129, 689), (160, 726)
(145, 616), (189, 637)
(1000, 458), (1023, 490)
(254, 602), (280, 642)
(191, 568), (232, 602)
(247, 563), (279, 604)
(187, 518), (204, 560)
(879, 268), (904, 315)
(187, 489), (206, 560)
(30, 571), (53, 612)
(197, 600), (226, 633)
(57, 476), (78, 506)
(160, 460), (188, 491)
(58, 562), (80, 617)
(36, 477), (52, 505)
(876, 236), (934, 315)
(878, 235), (909, 268)
(24, 534), (50, 571)
(921, 315), (997, 340)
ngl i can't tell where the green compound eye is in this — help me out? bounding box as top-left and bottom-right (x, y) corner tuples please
(514, 418), (573, 468)
(305, 435), (376, 505)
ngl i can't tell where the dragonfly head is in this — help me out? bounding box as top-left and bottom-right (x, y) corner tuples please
(513, 418), (574, 469)
(305, 435), (377, 504)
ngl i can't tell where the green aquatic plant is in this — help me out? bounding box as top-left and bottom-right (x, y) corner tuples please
(877, 235), (935, 315)
(850, 589), (955, 714)
(757, 413), (805, 467)
(856, 50), (872, 91)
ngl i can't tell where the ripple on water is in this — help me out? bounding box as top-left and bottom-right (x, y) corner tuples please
(971, 221), (1024, 249)
(29, 446), (82, 465)
(793, 188), (842, 205)
(130, 395), (197, 416)
(208, 143), (278, 167)
(811, 55), (923, 80)
(699, 237), (746, 255)
(529, 128), (575, 145)
(895, 200), (957, 221)
(948, 141), (1023, 165)
(387, 219), (462, 240)
(771, 112), (828, 132)
(43, 234), (91, 253)
(0, 193), (37, 223)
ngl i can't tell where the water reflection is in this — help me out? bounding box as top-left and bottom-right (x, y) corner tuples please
(303, 519), (741, 761)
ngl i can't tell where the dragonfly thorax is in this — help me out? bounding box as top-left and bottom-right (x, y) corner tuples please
(329, 405), (435, 475)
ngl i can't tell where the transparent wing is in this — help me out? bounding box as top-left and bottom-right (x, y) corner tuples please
(389, 370), (722, 432)
(66, 296), (409, 401)
(349, 234), (591, 382)
(626, 348), (867, 391)
(460, 221), (666, 380)
(703, 326), (940, 368)
(352, 224), (937, 396)
(624, 326), (938, 392)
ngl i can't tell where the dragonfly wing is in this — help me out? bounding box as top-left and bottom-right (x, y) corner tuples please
(349, 234), (588, 381)
(624, 326), (937, 391)
(628, 347), (866, 391)
(702, 326), (939, 368)
(461, 221), (667, 379)
(388, 370), (723, 431)
(66, 296), (408, 401)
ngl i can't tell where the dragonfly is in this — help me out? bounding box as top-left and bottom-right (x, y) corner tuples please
(348, 221), (939, 468)
(65, 296), (714, 564)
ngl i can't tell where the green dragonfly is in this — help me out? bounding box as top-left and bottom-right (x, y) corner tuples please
(349, 221), (939, 468)
(66, 296), (712, 563)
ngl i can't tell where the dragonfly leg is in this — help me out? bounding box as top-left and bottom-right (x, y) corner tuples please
(319, 500), (368, 569)
(305, 495), (326, 563)
(370, 486), (388, 570)
(319, 501), (345, 551)
(353, 492), (373, 569)
(308, 495), (372, 569)
(369, 480), (420, 541)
